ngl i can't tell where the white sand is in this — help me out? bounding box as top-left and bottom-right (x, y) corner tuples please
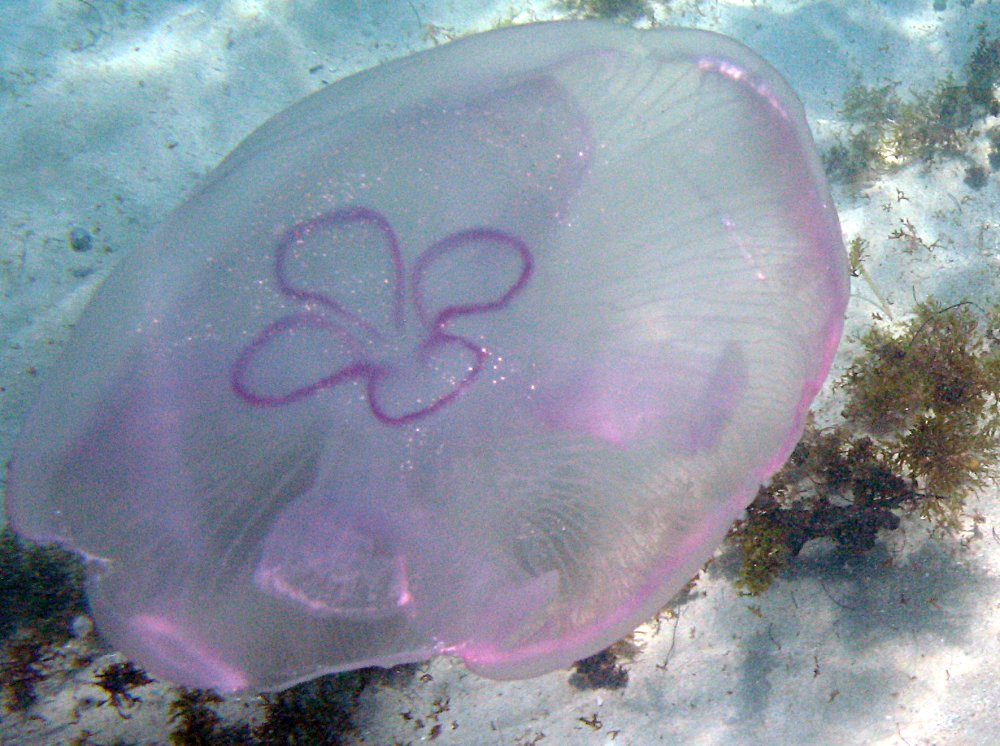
(3, 1), (1000, 743)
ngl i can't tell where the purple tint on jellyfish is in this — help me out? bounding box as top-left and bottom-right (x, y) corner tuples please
(697, 57), (791, 121)
(253, 493), (414, 620)
(533, 342), (748, 452)
(231, 207), (532, 424)
(5, 21), (849, 692)
(128, 614), (249, 691)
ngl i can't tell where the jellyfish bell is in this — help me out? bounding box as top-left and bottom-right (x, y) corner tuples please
(6, 21), (847, 691)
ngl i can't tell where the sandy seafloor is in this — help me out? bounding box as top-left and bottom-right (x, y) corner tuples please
(3, 0), (1000, 744)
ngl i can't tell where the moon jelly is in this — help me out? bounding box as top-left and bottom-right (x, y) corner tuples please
(5, 20), (848, 691)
